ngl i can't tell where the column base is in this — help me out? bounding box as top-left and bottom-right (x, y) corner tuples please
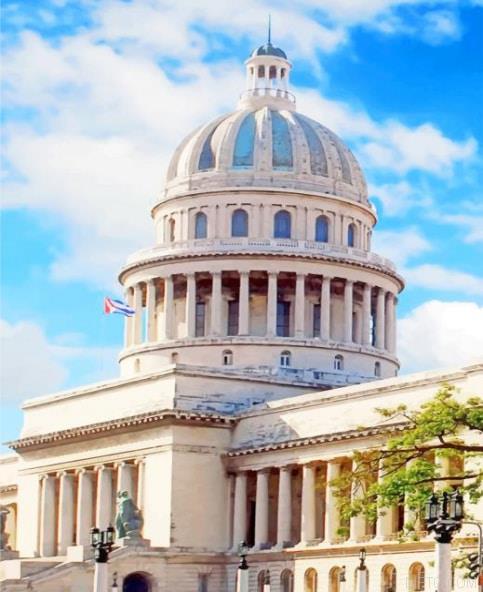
(274, 541), (293, 550)
(252, 542), (273, 551)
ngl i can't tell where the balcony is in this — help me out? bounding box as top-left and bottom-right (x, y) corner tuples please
(124, 238), (396, 272)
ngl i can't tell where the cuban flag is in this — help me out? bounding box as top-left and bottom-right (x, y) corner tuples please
(104, 297), (135, 317)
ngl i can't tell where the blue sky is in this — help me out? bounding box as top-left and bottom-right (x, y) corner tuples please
(1, 0), (483, 448)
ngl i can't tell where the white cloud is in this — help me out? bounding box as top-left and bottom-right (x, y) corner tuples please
(369, 180), (432, 216)
(0, 319), (116, 404)
(404, 264), (483, 296)
(372, 227), (432, 266)
(398, 300), (483, 373)
(433, 212), (483, 245)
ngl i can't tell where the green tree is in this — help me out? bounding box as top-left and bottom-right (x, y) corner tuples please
(329, 385), (483, 534)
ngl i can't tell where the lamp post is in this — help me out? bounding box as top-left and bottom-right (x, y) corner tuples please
(263, 569), (271, 592)
(236, 541), (249, 592)
(111, 571), (119, 592)
(426, 491), (464, 592)
(356, 548), (367, 592)
(90, 526), (115, 592)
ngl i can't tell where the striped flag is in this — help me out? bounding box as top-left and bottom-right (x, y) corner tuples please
(104, 297), (135, 317)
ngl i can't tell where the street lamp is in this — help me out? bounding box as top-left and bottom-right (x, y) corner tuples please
(356, 548), (367, 592)
(90, 526), (115, 592)
(111, 571), (119, 592)
(339, 565), (346, 592)
(426, 490), (465, 592)
(236, 541), (249, 592)
(263, 569), (271, 592)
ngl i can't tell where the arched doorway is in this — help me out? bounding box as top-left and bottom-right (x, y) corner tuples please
(123, 572), (151, 592)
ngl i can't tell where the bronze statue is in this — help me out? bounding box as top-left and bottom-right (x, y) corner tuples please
(115, 491), (143, 539)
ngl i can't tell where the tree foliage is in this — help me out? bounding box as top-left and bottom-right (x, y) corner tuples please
(329, 384), (483, 534)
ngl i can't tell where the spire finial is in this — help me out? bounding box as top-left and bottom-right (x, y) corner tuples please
(268, 14), (271, 45)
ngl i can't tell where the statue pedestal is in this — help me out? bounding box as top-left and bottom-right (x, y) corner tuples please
(117, 537), (151, 549)
(0, 549), (19, 560)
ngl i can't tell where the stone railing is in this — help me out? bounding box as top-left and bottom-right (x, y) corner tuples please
(239, 87), (296, 103)
(125, 238), (396, 271)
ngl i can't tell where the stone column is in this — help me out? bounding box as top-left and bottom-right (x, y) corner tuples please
(266, 273), (278, 337)
(146, 279), (157, 342)
(320, 276), (331, 341)
(135, 458), (145, 511)
(277, 467), (292, 547)
(375, 287), (386, 349)
(185, 273), (196, 338)
(39, 475), (56, 557)
(238, 272), (250, 335)
(133, 283), (143, 345)
(96, 466), (112, 530)
(76, 469), (94, 546)
(254, 469), (270, 548)
(211, 272), (222, 336)
(117, 462), (133, 497)
(349, 459), (366, 543)
(344, 280), (354, 343)
(295, 273), (305, 338)
(385, 293), (396, 353)
(375, 461), (393, 541)
(163, 275), (174, 340)
(300, 464), (316, 544)
(324, 461), (341, 543)
(362, 284), (372, 346)
(232, 472), (247, 548)
(124, 287), (134, 347)
(57, 472), (75, 555)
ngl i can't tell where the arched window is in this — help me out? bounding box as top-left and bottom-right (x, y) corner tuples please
(374, 361), (381, 377)
(194, 212), (207, 239)
(258, 570), (270, 592)
(348, 223), (356, 247)
(123, 572), (151, 592)
(274, 210), (291, 238)
(329, 567), (342, 592)
(280, 570), (294, 592)
(222, 350), (233, 366)
(280, 351), (291, 367)
(334, 354), (344, 371)
(269, 65), (277, 79)
(168, 218), (176, 242)
(409, 563), (425, 591)
(315, 215), (329, 242)
(232, 209), (248, 237)
(258, 65), (265, 78)
(304, 568), (317, 592)
(281, 68), (286, 79)
(381, 564), (396, 592)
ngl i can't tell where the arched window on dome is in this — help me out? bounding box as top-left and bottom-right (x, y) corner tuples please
(269, 65), (277, 80)
(294, 113), (328, 176)
(280, 569), (294, 592)
(409, 563), (425, 591)
(280, 351), (291, 367)
(347, 223), (356, 247)
(258, 65), (265, 78)
(304, 568), (317, 592)
(315, 215), (329, 243)
(281, 68), (286, 79)
(232, 209), (248, 237)
(198, 129), (216, 171)
(222, 350), (233, 366)
(271, 110), (293, 169)
(374, 361), (381, 377)
(334, 354), (344, 371)
(194, 212), (207, 239)
(168, 218), (176, 243)
(274, 210), (291, 239)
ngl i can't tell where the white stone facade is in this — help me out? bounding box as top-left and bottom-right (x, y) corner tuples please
(1, 40), (481, 592)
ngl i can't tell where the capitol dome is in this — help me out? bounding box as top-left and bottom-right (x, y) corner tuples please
(164, 46), (368, 203)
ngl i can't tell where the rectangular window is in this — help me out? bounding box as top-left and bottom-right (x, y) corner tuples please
(195, 302), (206, 337)
(227, 300), (239, 336)
(277, 301), (291, 337)
(313, 304), (321, 337)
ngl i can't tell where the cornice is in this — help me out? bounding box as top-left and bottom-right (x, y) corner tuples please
(7, 409), (236, 452)
(226, 422), (407, 457)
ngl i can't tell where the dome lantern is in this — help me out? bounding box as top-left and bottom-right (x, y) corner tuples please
(239, 26), (294, 111)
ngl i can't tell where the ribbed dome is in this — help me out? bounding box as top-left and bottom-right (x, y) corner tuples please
(251, 42), (287, 59)
(165, 106), (368, 203)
